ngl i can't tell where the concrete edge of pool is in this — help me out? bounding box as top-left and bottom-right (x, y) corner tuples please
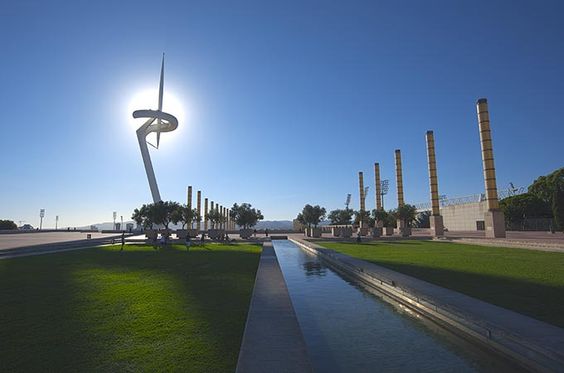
(289, 237), (564, 372)
(235, 241), (313, 373)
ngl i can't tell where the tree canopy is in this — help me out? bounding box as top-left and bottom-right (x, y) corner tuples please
(206, 207), (226, 229)
(297, 204), (326, 228)
(131, 201), (180, 230)
(171, 205), (198, 229)
(0, 219), (17, 230)
(391, 204), (418, 227)
(229, 203), (264, 229)
(500, 193), (552, 228)
(353, 210), (374, 227)
(528, 167), (564, 231)
(327, 208), (354, 225)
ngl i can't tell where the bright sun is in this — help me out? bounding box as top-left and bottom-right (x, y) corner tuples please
(126, 88), (186, 128)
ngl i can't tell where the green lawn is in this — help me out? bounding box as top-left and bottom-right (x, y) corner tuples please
(0, 243), (261, 372)
(318, 240), (564, 328)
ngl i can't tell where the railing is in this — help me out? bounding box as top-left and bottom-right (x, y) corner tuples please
(413, 186), (527, 211)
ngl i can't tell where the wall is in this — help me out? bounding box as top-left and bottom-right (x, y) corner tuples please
(440, 201), (487, 231)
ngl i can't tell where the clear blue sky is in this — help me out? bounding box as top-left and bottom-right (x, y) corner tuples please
(1, 0), (563, 227)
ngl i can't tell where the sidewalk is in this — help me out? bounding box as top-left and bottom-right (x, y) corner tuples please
(236, 242), (312, 373)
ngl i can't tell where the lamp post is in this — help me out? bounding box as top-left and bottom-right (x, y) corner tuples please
(113, 211), (117, 231)
(55, 215), (59, 230)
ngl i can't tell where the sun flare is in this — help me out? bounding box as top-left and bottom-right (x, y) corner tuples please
(127, 88), (186, 128)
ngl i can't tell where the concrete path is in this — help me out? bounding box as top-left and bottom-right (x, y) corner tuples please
(0, 232), (123, 251)
(0, 233), (126, 259)
(236, 242), (312, 373)
(292, 238), (564, 372)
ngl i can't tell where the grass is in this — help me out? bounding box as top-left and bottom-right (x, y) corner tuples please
(0, 243), (261, 372)
(317, 240), (564, 328)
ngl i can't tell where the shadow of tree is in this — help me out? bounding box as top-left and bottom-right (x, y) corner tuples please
(0, 244), (261, 372)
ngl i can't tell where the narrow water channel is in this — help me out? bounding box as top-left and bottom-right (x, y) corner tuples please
(272, 240), (519, 372)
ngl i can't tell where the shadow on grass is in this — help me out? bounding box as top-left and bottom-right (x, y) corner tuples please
(0, 244), (261, 372)
(359, 260), (564, 328)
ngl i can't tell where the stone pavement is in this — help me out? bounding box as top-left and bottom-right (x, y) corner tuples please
(236, 242), (312, 373)
(0, 232), (126, 259)
(0, 232), (124, 251)
(291, 237), (564, 372)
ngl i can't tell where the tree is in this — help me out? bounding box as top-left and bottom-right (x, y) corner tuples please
(372, 209), (390, 227)
(529, 167), (564, 230)
(131, 201), (179, 230)
(207, 207), (226, 229)
(150, 201), (179, 230)
(132, 204), (153, 229)
(191, 209), (201, 229)
(171, 205), (195, 229)
(499, 193), (552, 228)
(392, 204), (417, 228)
(327, 209), (354, 225)
(298, 204), (326, 228)
(0, 219), (17, 230)
(529, 167), (564, 203)
(553, 187), (564, 232)
(230, 203), (264, 229)
(354, 210), (374, 227)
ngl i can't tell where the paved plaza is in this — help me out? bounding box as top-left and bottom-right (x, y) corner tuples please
(0, 232), (123, 251)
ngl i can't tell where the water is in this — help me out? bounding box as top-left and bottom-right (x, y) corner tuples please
(272, 240), (519, 372)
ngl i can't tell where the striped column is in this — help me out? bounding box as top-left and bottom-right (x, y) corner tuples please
(426, 131), (444, 236)
(394, 149), (404, 207)
(187, 186), (192, 209)
(358, 171), (365, 212)
(374, 163), (382, 211)
(204, 198), (209, 231)
(477, 98), (500, 211)
(358, 171), (366, 230)
(196, 191), (201, 231)
(425, 131), (440, 216)
(220, 205), (224, 229)
(476, 98), (506, 238)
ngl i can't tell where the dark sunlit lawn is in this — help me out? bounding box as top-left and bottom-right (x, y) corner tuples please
(318, 240), (564, 328)
(0, 243), (261, 372)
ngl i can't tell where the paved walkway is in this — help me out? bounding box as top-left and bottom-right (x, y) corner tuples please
(292, 238), (564, 371)
(0, 232), (123, 251)
(236, 242), (312, 373)
(0, 232), (126, 259)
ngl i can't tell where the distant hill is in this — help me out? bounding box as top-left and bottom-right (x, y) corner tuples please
(254, 220), (293, 230)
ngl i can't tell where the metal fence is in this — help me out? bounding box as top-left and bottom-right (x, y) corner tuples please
(413, 186), (527, 211)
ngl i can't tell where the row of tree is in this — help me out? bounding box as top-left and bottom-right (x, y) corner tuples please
(500, 167), (563, 231)
(296, 204), (418, 228)
(131, 201), (264, 230)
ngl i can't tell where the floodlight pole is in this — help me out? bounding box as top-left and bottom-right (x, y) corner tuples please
(39, 209), (45, 230)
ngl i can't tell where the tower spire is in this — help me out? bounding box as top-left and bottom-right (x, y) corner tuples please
(156, 53), (165, 147)
(158, 53), (164, 112)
